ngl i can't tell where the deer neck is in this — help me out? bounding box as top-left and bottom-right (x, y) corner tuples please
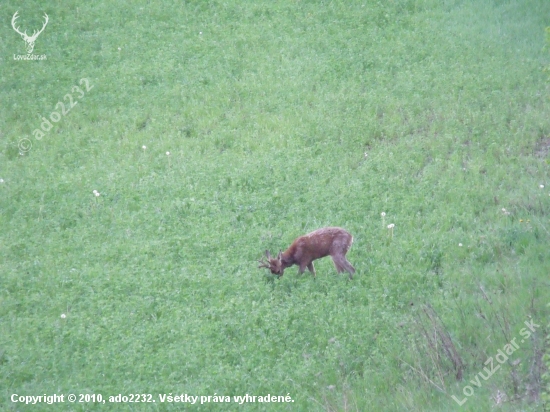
(280, 251), (295, 267)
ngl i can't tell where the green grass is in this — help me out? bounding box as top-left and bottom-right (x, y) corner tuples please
(1, 0), (550, 410)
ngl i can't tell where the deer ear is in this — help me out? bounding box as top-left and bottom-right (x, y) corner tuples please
(278, 250), (282, 260)
(265, 250), (271, 259)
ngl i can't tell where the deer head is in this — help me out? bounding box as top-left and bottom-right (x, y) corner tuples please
(12, 11), (49, 54)
(258, 250), (285, 277)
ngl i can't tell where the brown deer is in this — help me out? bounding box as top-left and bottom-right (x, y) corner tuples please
(258, 227), (356, 279)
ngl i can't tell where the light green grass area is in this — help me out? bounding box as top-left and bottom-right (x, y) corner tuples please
(1, 0), (549, 410)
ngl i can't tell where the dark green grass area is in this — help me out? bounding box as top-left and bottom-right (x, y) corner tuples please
(1, 0), (550, 410)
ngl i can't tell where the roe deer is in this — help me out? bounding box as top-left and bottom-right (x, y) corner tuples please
(258, 227), (355, 279)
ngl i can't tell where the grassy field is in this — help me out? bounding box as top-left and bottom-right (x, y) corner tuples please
(1, 0), (550, 410)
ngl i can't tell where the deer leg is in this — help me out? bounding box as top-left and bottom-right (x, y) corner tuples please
(307, 262), (316, 278)
(341, 258), (355, 280)
(297, 263), (307, 276)
(343, 259), (355, 274)
(332, 256), (345, 273)
(332, 256), (355, 279)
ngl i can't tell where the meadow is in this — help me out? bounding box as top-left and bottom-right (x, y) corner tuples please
(1, 0), (550, 410)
